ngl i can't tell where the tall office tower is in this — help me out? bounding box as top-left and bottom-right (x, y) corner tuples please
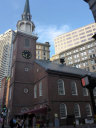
(0, 30), (15, 87)
(51, 39), (96, 72)
(84, 0), (96, 22)
(36, 42), (50, 60)
(54, 23), (96, 54)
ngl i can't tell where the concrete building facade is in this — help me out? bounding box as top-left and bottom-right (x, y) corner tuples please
(54, 23), (96, 54)
(36, 42), (50, 60)
(0, 30), (15, 87)
(51, 39), (96, 72)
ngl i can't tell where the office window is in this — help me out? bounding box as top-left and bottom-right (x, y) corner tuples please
(92, 65), (96, 70)
(86, 30), (92, 33)
(91, 60), (95, 65)
(83, 88), (88, 96)
(85, 104), (92, 117)
(87, 33), (93, 37)
(93, 87), (96, 96)
(80, 36), (86, 39)
(39, 82), (43, 96)
(79, 32), (85, 36)
(74, 104), (81, 118)
(85, 27), (91, 30)
(34, 85), (37, 98)
(81, 39), (86, 42)
(58, 79), (65, 95)
(71, 81), (78, 95)
(60, 103), (67, 119)
(86, 67), (90, 71)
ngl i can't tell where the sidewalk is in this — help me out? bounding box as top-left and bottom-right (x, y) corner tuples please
(0, 124), (10, 128)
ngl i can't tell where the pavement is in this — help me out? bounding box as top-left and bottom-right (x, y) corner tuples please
(0, 124), (10, 128)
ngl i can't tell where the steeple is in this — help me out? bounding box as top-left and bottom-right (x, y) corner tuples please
(22, 0), (31, 21)
(17, 0), (35, 34)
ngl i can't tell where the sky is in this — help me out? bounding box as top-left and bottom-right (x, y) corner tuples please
(0, 0), (95, 57)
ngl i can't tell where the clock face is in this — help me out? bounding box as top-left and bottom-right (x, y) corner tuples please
(22, 50), (31, 59)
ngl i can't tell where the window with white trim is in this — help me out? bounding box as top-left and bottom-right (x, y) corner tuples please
(60, 103), (67, 119)
(74, 104), (81, 118)
(34, 85), (37, 98)
(85, 104), (92, 117)
(39, 82), (43, 96)
(71, 81), (78, 95)
(83, 88), (88, 96)
(93, 87), (96, 96)
(58, 79), (65, 95)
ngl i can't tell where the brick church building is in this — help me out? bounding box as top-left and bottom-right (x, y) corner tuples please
(8, 0), (96, 126)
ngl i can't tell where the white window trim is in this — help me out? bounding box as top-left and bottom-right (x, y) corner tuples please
(74, 104), (81, 118)
(60, 103), (67, 119)
(71, 81), (78, 96)
(86, 104), (92, 117)
(58, 79), (65, 95)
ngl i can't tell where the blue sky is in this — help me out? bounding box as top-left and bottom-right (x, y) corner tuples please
(0, 0), (94, 57)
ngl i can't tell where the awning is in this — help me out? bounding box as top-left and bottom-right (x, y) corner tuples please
(19, 107), (47, 115)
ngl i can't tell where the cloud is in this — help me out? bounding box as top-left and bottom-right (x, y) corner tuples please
(35, 24), (71, 56)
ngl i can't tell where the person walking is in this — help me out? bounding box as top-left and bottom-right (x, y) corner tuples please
(32, 116), (36, 128)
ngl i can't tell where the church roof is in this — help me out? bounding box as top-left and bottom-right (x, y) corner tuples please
(35, 60), (96, 78)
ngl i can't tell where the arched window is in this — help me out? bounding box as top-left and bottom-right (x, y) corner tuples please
(93, 87), (96, 96)
(74, 104), (81, 118)
(83, 88), (88, 96)
(71, 81), (78, 95)
(85, 104), (92, 117)
(60, 103), (67, 119)
(34, 85), (37, 98)
(58, 79), (65, 95)
(39, 82), (43, 96)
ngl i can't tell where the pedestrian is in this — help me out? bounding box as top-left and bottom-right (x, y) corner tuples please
(33, 116), (36, 128)
(9, 118), (14, 128)
(24, 117), (29, 128)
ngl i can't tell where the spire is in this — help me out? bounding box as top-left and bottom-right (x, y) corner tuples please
(22, 0), (31, 21)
